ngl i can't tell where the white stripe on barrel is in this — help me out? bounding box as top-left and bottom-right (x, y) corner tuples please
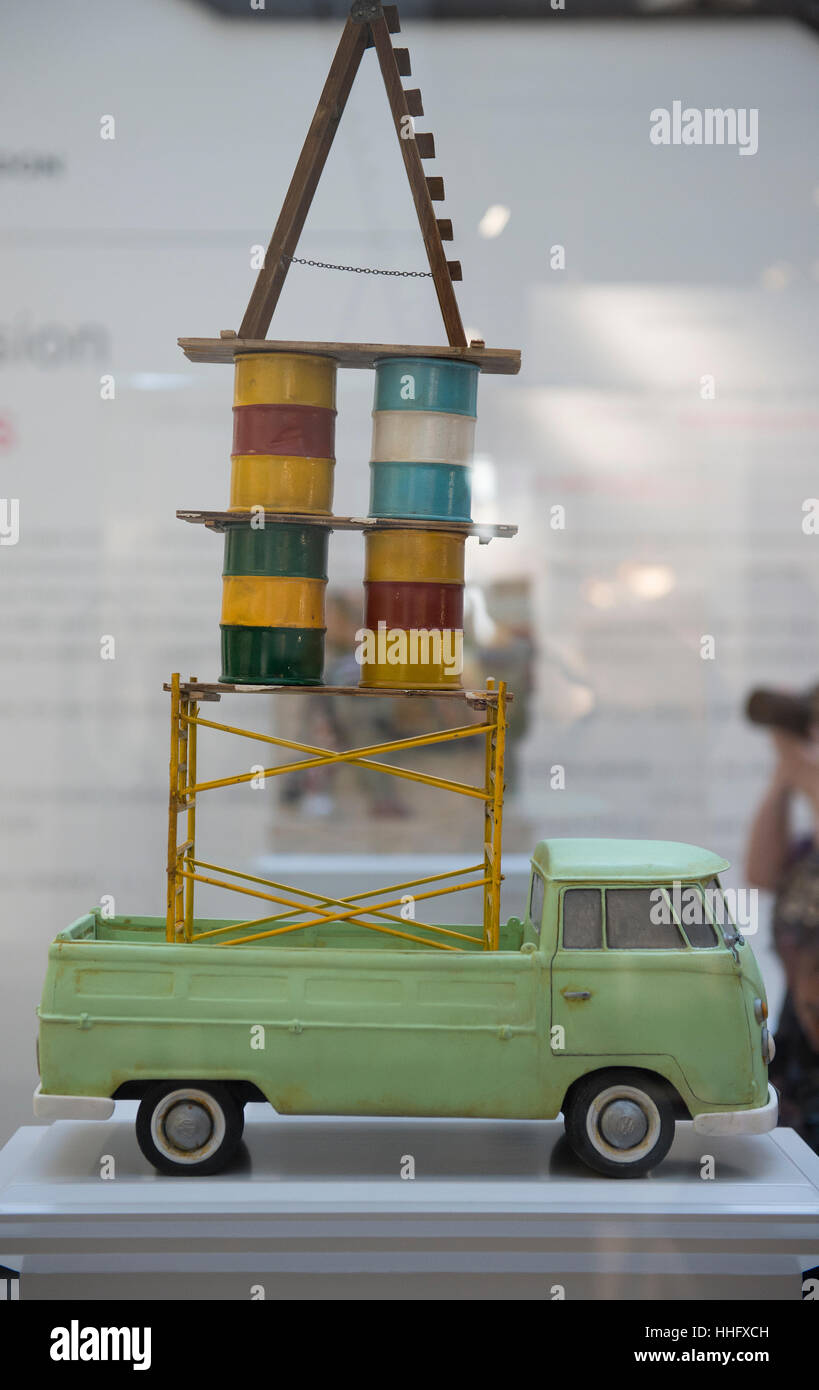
(370, 410), (476, 466)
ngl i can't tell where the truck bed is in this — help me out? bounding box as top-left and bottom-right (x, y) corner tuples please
(56, 911), (525, 952)
(38, 909), (539, 1120)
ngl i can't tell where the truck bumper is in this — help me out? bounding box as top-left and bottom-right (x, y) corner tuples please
(33, 1084), (115, 1121)
(692, 1084), (778, 1137)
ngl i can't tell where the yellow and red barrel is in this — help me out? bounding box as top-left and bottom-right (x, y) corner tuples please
(369, 357), (479, 523)
(221, 353), (336, 684)
(230, 352), (336, 515)
(359, 528), (465, 689)
(220, 522), (328, 685)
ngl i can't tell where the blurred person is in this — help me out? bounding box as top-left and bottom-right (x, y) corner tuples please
(323, 593), (408, 819)
(746, 727), (819, 1151)
(769, 933), (819, 1152)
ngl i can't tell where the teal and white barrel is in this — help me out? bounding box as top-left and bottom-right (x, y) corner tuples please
(369, 357), (479, 523)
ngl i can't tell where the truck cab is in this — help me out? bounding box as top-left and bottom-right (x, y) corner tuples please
(521, 839), (776, 1175)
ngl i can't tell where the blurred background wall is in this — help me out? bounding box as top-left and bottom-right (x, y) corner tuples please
(1, 0), (818, 1142)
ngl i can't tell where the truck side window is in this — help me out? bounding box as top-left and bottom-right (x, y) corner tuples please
(562, 889), (602, 948)
(528, 872), (545, 934)
(605, 888), (685, 949)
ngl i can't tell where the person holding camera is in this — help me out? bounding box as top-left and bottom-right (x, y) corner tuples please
(746, 694), (819, 1153)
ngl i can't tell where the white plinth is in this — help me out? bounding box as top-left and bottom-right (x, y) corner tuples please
(1, 1104), (818, 1300)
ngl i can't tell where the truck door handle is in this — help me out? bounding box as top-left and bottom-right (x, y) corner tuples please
(562, 989), (591, 1001)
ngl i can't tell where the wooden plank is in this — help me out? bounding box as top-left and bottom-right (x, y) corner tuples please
(404, 88), (424, 117)
(238, 18), (369, 341)
(164, 681), (513, 708)
(176, 509), (518, 540)
(369, 16), (466, 348)
(177, 337), (521, 374)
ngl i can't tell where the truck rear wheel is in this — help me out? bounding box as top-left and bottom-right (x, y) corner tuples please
(136, 1082), (244, 1176)
(564, 1070), (675, 1178)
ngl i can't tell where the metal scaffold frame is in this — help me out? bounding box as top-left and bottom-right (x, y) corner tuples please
(165, 674), (508, 951)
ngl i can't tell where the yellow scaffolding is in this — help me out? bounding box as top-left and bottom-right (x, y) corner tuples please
(165, 675), (509, 951)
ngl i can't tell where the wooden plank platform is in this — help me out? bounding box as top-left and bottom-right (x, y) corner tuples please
(164, 681), (512, 708)
(178, 337), (521, 375)
(177, 510), (517, 540)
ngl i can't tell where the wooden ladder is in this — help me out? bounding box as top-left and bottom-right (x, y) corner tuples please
(238, 1), (467, 348)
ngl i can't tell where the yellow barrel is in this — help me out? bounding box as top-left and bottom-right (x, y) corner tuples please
(234, 353), (337, 409)
(364, 528), (465, 584)
(229, 454), (334, 513)
(360, 528), (465, 689)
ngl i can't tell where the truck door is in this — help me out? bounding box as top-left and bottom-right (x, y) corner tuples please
(550, 883), (752, 1104)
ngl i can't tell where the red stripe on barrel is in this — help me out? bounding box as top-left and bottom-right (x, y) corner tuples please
(364, 581), (464, 631)
(232, 403), (336, 458)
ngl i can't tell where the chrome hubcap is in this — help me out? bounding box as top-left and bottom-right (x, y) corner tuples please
(150, 1087), (226, 1164)
(599, 1098), (648, 1149)
(163, 1100), (213, 1152)
(586, 1084), (662, 1164)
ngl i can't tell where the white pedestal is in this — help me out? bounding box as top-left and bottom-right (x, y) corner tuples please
(1, 1104), (818, 1300)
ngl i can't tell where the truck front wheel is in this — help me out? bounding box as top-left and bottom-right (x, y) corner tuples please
(136, 1082), (244, 1176)
(564, 1070), (675, 1178)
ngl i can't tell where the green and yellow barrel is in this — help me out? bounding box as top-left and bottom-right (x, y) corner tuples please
(220, 522), (328, 685)
(369, 357), (479, 523)
(231, 352), (336, 515)
(359, 528), (465, 689)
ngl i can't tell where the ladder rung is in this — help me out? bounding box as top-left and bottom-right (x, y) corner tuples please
(176, 840), (194, 854)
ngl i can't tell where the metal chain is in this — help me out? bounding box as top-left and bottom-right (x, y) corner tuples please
(283, 253), (432, 278)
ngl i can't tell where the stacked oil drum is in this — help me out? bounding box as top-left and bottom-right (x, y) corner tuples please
(360, 358), (479, 690)
(220, 353), (336, 685)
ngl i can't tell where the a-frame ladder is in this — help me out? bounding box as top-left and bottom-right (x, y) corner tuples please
(239, 1), (467, 347)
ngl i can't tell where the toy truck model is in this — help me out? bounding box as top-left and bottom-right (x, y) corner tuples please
(34, 837), (777, 1178)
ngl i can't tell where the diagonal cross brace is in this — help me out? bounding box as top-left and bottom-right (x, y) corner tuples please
(186, 861), (485, 947)
(183, 712), (493, 801)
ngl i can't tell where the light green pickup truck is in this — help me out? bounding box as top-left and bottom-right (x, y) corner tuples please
(35, 838), (777, 1178)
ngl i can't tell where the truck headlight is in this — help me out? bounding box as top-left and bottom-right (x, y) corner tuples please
(754, 997), (768, 1024)
(761, 1026), (776, 1064)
